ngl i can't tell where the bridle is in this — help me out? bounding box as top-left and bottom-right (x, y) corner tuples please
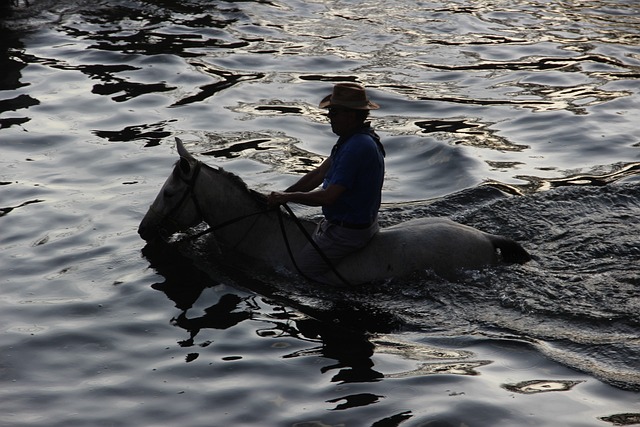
(154, 160), (206, 238)
(156, 159), (351, 286)
(156, 160), (266, 240)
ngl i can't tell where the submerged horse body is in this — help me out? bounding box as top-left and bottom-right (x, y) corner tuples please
(138, 138), (530, 285)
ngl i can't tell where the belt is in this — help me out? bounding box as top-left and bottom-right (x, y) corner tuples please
(328, 219), (373, 229)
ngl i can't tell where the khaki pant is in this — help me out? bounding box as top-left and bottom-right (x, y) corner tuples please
(296, 219), (379, 284)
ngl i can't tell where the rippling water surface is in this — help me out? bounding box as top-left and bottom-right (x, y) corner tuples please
(1, 0), (639, 426)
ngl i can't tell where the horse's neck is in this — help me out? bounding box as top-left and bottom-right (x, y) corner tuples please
(194, 165), (260, 221)
(197, 166), (264, 223)
(194, 166), (314, 264)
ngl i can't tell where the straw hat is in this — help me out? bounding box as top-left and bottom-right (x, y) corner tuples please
(319, 83), (380, 110)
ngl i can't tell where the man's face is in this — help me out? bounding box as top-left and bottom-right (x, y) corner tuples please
(327, 107), (358, 136)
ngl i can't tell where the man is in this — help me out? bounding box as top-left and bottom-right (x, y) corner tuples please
(268, 82), (385, 283)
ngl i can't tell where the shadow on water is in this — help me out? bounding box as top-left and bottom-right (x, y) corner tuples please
(141, 239), (436, 424)
(140, 239), (525, 426)
(141, 239), (391, 385)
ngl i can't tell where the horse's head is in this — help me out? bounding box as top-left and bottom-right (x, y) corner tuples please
(138, 138), (205, 241)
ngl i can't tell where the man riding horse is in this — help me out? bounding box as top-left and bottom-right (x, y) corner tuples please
(268, 83), (385, 283)
(138, 85), (530, 286)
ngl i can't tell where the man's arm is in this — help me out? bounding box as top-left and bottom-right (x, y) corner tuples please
(268, 158), (345, 207)
(270, 183), (345, 207)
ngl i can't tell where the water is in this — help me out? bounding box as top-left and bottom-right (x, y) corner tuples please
(1, 0), (639, 425)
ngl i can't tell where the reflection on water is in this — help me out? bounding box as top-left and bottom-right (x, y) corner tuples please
(600, 413), (640, 427)
(502, 379), (584, 394)
(2, 0), (640, 425)
(171, 293), (253, 347)
(93, 119), (175, 146)
(144, 237), (505, 388)
(486, 161), (640, 195)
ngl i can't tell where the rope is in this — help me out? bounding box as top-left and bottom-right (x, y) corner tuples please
(171, 161), (350, 285)
(278, 203), (352, 287)
(187, 203), (352, 286)
(185, 209), (271, 241)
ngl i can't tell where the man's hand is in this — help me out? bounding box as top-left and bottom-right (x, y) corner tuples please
(268, 191), (288, 207)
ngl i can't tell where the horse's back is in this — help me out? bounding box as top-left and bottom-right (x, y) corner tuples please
(335, 217), (500, 284)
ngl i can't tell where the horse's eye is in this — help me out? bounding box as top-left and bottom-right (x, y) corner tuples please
(163, 189), (173, 198)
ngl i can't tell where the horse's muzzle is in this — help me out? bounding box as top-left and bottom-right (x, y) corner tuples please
(137, 223), (155, 241)
(138, 220), (175, 242)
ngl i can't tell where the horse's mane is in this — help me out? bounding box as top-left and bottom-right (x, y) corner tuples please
(203, 163), (268, 207)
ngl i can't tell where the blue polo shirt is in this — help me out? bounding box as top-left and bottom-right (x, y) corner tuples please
(322, 125), (385, 225)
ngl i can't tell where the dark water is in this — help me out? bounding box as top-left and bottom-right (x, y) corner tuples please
(1, 0), (639, 426)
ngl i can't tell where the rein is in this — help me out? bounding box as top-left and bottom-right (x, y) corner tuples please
(277, 204), (352, 287)
(187, 209), (269, 240)
(176, 162), (270, 241)
(167, 160), (350, 286)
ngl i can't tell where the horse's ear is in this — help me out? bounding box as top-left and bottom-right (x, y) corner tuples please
(175, 137), (198, 177)
(175, 137), (196, 163)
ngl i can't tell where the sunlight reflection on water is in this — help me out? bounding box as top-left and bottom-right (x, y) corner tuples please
(1, 0), (640, 426)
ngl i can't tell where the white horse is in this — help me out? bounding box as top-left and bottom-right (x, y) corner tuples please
(139, 138), (530, 285)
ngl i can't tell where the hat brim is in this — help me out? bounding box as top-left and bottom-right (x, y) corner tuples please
(319, 94), (380, 110)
